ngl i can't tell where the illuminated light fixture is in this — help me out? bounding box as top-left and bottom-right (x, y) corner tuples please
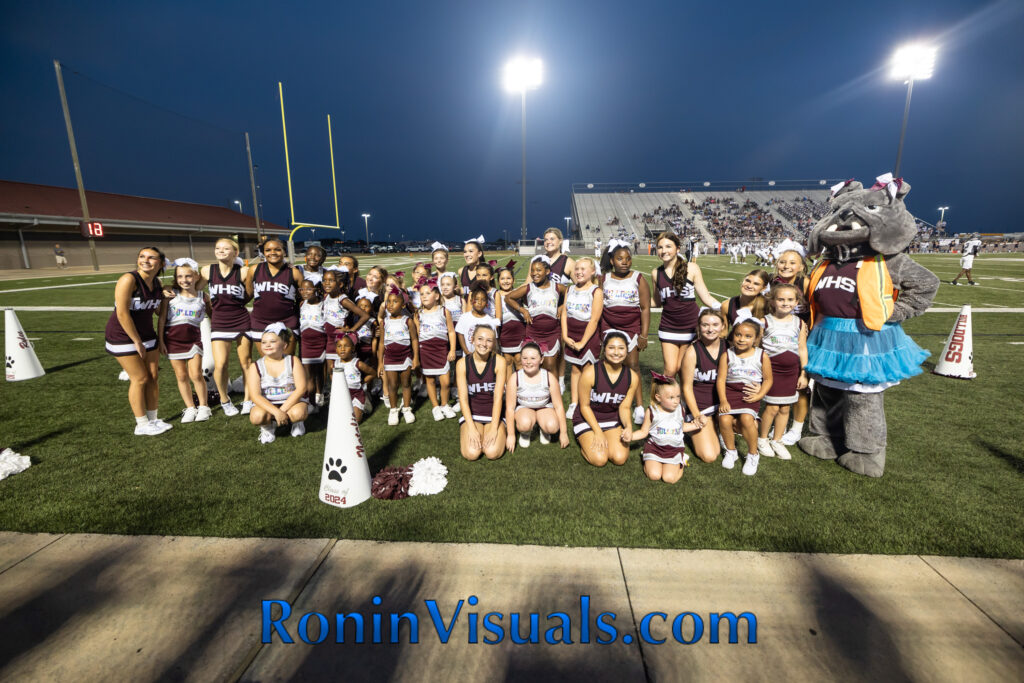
(503, 57), (543, 93)
(890, 44), (937, 81)
(703, 182), (711, 187)
(768, 181), (776, 186)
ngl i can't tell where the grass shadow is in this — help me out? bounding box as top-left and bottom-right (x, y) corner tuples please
(8, 427), (73, 452)
(45, 356), (105, 373)
(367, 433), (409, 473)
(974, 437), (1024, 475)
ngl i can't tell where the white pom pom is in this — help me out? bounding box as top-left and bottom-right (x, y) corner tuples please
(0, 448), (31, 481)
(118, 370), (130, 381)
(408, 457), (448, 496)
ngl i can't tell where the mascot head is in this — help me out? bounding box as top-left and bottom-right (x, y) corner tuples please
(807, 174), (916, 262)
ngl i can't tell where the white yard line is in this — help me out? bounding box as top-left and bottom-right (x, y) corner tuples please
(0, 280), (119, 294)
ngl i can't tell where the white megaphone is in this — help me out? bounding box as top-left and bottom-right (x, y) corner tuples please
(200, 317), (216, 390)
(318, 368), (372, 508)
(933, 305), (976, 379)
(5, 309), (45, 382)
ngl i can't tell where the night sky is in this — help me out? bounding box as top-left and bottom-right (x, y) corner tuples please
(2, 0), (1022, 241)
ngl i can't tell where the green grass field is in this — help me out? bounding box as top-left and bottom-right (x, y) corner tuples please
(2, 253), (1022, 557)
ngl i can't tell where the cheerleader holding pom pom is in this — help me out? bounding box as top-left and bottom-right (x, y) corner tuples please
(631, 372), (700, 483)
(716, 319), (773, 475)
(157, 259), (213, 423)
(246, 324), (309, 444)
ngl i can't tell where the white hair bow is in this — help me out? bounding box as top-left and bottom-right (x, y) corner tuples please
(771, 238), (806, 259)
(606, 239), (630, 253)
(263, 322), (288, 336)
(871, 172), (902, 200)
(464, 235), (485, 244)
(733, 308), (763, 327)
(439, 271), (457, 282)
(830, 179), (851, 197)
(531, 254), (551, 266)
(431, 241), (448, 252)
(173, 257), (199, 270)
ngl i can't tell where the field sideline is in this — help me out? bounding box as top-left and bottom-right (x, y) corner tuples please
(1, 253), (1022, 558)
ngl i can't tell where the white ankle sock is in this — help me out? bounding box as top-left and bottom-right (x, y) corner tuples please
(135, 416), (148, 426)
(146, 410), (157, 421)
(790, 421), (804, 432)
(260, 423), (274, 434)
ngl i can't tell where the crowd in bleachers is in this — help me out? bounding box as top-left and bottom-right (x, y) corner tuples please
(686, 197), (790, 243)
(766, 197), (829, 233)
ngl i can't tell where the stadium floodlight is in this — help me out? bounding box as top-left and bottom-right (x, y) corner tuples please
(768, 181), (776, 186)
(938, 206), (949, 222)
(232, 199), (242, 212)
(703, 181), (710, 187)
(819, 180), (827, 185)
(889, 44), (937, 177)
(362, 213), (371, 245)
(564, 216), (571, 234)
(503, 56), (543, 242)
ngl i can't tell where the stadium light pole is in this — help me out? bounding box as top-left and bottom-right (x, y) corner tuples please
(503, 57), (543, 243)
(938, 206), (949, 234)
(890, 43), (936, 178)
(564, 216), (571, 236)
(232, 200), (242, 212)
(362, 213), (371, 247)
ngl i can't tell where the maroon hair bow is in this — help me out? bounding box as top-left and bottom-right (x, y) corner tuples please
(423, 276), (438, 288)
(505, 259), (517, 270)
(521, 334), (549, 354)
(488, 260), (497, 267)
(394, 270), (405, 278)
(388, 284), (402, 297)
(651, 371), (673, 383)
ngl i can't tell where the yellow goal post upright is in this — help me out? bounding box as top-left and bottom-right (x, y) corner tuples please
(278, 81), (341, 259)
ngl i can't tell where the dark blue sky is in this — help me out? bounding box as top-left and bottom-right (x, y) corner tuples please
(3, 0), (1022, 240)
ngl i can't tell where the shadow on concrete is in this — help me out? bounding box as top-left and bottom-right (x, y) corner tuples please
(811, 567), (912, 682)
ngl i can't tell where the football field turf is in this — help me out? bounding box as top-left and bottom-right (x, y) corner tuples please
(1, 253), (1022, 558)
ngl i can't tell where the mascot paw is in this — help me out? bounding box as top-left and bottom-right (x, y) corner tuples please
(837, 450), (886, 478)
(798, 435), (838, 460)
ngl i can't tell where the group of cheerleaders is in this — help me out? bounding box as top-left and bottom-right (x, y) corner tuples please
(105, 228), (811, 480)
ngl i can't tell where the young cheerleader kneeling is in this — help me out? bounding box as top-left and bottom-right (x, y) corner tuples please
(504, 342), (569, 451)
(716, 320), (773, 475)
(246, 324), (309, 444)
(573, 332), (640, 467)
(632, 373), (700, 483)
(456, 325), (508, 461)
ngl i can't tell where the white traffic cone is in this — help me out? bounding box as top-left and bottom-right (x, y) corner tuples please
(200, 317), (216, 390)
(4, 308), (45, 382)
(933, 305), (976, 379)
(318, 367), (372, 508)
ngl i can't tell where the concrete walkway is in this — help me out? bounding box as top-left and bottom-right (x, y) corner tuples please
(0, 534), (1021, 681)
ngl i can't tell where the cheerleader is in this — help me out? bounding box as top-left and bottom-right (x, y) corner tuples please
(158, 259), (212, 423)
(358, 266), (386, 314)
(431, 241), (451, 279)
(651, 232), (718, 377)
(771, 248), (810, 445)
(573, 332), (639, 467)
(756, 284), (808, 460)
(632, 373), (700, 483)
(456, 325), (508, 461)
(245, 324), (308, 444)
(440, 272), (464, 331)
(454, 282), (501, 355)
(298, 279), (327, 407)
(407, 263), (431, 309)
(543, 227), (574, 395)
(105, 247), (168, 436)
(200, 238), (251, 416)
(720, 269), (770, 329)
(504, 341), (569, 451)
(335, 334), (375, 422)
(459, 235), (486, 298)
(503, 256), (565, 373)
(297, 245), (326, 286)
(716, 319), (773, 476)
(322, 269), (370, 375)
(560, 257), (603, 418)
(600, 241), (651, 425)
(245, 238), (303, 350)
(495, 261), (526, 370)
(415, 278), (457, 420)
(338, 255), (367, 294)
(471, 261), (497, 316)
(680, 308), (727, 463)
(380, 287), (419, 425)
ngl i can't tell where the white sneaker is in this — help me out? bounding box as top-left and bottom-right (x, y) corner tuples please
(150, 418), (173, 433)
(258, 426), (276, 444)
(195, 406), (212, 422)
(780, 427), (802, 446)
(757, 437), (775, 458)
(290, 421), (305, 437)
(432, 406), (445, 421)
(770, 440), (792, 460)
(240, 400), (254, 415)
(452, 402), (461, 413)
(134, 422), (164, 436)
(441, 404), (457, 419)
(566, 403), (576, 419)
(519, 432), (531, 448)
(633, 406), (645, 425)
(402, 407), (416, 424)
(181, 407), (198, 424)
(742, 453), (760, 476)
(388, 408), (400, 425)
(722, 450), (739, 469)
(315, 392), (325, 407)
(538, 430), (551, 445)
(221, 402), (239, 417)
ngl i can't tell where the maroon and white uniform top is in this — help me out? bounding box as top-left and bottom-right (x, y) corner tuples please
(691, 340), (721, 414)
(573, 362), (630, 436)
(297, 265), (323, 286)
(460, 265), (477, 297)
(322, 294), (348, 329)
(548, 253), (572, 285)
(526, 281), (561, 355)
(382, 312), (413, 371)
(723, 348), (764, 418)
(256, 356), (298, 405)
(163, 293), (205, 360)
(208, 263), (251, 337)
(763, 315), (801, 405)
(655, 265), (698, 343)
(417, 307), (449, 343)
(461, 354), (499, 424)
(299, 300), (327, 365)
(601, 271), (642, 347)
(104, 271), (162, 356)
(564, 283), (601, 366)
(417, 307), (451, 376)
(299, 300), (326, 333)
(811, 261), (861, 319)
(515, 369), (553, 410)
(251, 263), (298, 333)
(642, 404), (688, 465)
(442, 294), (463, 326)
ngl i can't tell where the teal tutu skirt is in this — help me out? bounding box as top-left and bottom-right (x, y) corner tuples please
(806, 316), (929, 385)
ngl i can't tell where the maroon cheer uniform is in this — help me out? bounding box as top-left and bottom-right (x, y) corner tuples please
(163, 293), (205, 360)
(498, 291), (527, 354)
(548, 253), (572, 285)
(656, 265), (698, 343)
(690, 339), (721, 415)
(600, 272), (642, 349)
(249, 263), (298, 339)
(417, 307), (451, 376)
(104, 272), (162, 356)
(525, 281), (561, 356)
(573, 362), (630, 436)
(208, 263), (251, 340)
(459, 353), (500, 424)
(382, 312), (413, 371)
